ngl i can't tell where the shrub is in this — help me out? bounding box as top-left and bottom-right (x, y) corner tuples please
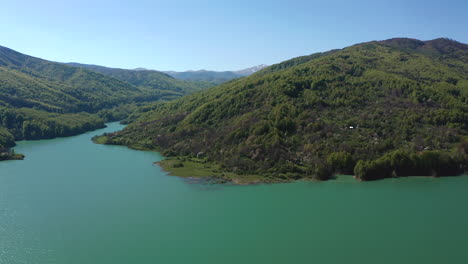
(354, 149), (465, 180)
(327, 151), (354, 174)
(313, 162), (334, 181)
(354, 158), (392, 181)
(173, 162), (184, 168)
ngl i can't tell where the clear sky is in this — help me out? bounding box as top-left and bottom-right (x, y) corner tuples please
(1, 0), (467, 71)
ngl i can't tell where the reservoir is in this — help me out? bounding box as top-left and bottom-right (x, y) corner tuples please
(1, 122), (467, 264)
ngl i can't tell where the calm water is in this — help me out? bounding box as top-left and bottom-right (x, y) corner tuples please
(0, 122), (467, 264)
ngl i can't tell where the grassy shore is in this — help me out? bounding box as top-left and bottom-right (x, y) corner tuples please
(156, 157), (290, 185)
(0, 153), (25, 161)
(92, 135), (109, 144)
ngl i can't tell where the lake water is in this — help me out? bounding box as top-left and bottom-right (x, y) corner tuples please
(0, 122), (467, 264)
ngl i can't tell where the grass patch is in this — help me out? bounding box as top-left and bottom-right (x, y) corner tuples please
(92, 135), (109, 144)
(157, 157), (274, 185)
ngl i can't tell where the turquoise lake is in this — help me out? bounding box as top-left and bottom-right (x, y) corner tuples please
(0, 122), (467, 264)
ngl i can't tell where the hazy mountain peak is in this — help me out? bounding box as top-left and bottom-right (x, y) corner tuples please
(234, 64), (269, 76)
(163, 64), (268, 84)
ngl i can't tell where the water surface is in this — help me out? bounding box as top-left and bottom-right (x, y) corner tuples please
(1, 122), (467, 263)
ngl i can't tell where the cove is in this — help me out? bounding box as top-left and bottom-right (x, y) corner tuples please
(0, 122), (467, 264)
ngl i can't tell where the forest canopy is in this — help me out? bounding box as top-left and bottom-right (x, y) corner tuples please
(102, 38), (468, 181)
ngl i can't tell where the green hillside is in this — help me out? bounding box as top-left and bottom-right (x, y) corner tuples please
(0, 46), (149, 112)
(0, 45), (211, 160)
(0, 45), (213, 113)
(101, 38), (468, 182)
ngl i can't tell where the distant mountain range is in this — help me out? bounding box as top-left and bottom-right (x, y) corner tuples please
(66, 63), (213, 96)
(163, 64), (268, 84)
(67, 64), (268, 85)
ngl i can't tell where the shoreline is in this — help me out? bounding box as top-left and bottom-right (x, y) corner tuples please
(0, 122), (118, 163)
(155, 157), (467, 185)
(154, 158), (296, 185)
(0, 153), (25, 161)
(93, 135), (468, 185)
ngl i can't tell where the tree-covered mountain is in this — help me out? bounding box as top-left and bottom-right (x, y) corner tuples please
(0, 45), (211, 159)
(0, 45), (208, 113)
(0, 46), (145, 113)
(163, 65), (268, 84)
(101, 38), (468, 182)
(0, 45), (125, 157)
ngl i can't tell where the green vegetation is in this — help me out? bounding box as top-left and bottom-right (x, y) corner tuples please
(0, 45), (213, 160)
(102, 38), (468, 182)
(0, 107), (105, 140)
(1, 48), (136, 112)
(0, 127), (22, 160)
(0, 46), (213, 113)
(0, 126), (15, 148)
(92, 135), (109, 145)
(158, 157), (281, 184)
(0, 150), (24, 161)
(354, 148), (466, 181)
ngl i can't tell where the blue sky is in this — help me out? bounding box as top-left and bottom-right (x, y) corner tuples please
(1, 0), (467, 71)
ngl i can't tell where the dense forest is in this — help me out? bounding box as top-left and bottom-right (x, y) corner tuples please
(101, 38), (468, 181)
(0, 45), (211, 160)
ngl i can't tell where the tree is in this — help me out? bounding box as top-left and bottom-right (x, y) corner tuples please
(327, 151), (354, 174)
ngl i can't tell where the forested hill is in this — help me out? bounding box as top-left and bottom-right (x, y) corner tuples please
(0, 45), (211, 158)
(0, 45), (144, 112)
(67, 63), (213, 95)
(104, 38), (468, 181)
(0, 45), (132, 153)
(0, 45), (213, 114)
